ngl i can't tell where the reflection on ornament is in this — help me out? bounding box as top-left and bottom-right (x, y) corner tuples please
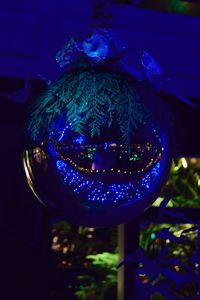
(56, 159), (160, 206)
(23, 114), (171, 226)
(33, 147), (46, 165)
(23, 65), (172, 226)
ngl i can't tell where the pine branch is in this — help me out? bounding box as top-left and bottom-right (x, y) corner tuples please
(27, 69), (146, 149)
(117, 81), (144, 149)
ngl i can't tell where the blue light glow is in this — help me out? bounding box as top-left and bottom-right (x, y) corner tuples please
(58, 124), (70, 142)
(73, 136), (86, 145)
(56, 159), (161, 206)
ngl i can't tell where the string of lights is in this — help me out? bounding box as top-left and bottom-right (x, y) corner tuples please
(56, 159), (161, 206)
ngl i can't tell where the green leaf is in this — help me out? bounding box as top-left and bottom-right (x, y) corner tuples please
(27, 68), (146, 147)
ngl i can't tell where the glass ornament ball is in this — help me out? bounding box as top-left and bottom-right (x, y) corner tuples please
(23, 68), (172, 227)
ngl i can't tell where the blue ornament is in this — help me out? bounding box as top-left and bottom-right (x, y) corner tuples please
(23, 59), (172, 227)
(23, 111), (172, 226)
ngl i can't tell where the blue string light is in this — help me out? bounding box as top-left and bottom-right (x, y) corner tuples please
(56, 159), (161, 206)
(58, 124), (70, 142)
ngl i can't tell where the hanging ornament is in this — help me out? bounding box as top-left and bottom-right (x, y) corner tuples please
(22, 26), (173, 226)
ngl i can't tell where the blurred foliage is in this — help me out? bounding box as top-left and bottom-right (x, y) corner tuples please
(52, 221), (117, 266)
(74, 252), (118, 300)
(138, 223), (198, 299)
(138, 0), (189, 13)
(124, 158), (200, 299)
(51, 221), (117, 299)
(167, 0), (190, 14)
(153, 158), (200, 208)
(86, 252), (118, 270)
(113, 0), (200, 17)
(51, 158), (200, 299)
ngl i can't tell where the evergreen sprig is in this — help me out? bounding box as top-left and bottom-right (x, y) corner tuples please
(28, 68), (146, 148)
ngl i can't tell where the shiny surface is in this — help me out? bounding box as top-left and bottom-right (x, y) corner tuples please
(23, 122), (171, 226)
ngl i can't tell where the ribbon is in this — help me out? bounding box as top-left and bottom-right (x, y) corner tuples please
(55, 28), (195, 107)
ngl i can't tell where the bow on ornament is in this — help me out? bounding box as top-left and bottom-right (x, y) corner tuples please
(55, 28), (127, 66)
(56, 28), (195, 107)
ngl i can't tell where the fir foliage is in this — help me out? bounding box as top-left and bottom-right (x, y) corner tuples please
(28, 68), (146, 147)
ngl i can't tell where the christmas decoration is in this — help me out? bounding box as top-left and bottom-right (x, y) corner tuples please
(27, 68), (145, 149)
(23, 28), (173, 226)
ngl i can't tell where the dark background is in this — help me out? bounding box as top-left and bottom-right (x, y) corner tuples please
(0, 1), (200, 299)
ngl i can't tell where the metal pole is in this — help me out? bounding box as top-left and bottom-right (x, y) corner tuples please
(118, 220), (139, 300)
(118, 224), (125, 300)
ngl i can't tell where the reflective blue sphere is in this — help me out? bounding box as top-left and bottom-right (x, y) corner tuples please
(23, 68), (172, 226)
